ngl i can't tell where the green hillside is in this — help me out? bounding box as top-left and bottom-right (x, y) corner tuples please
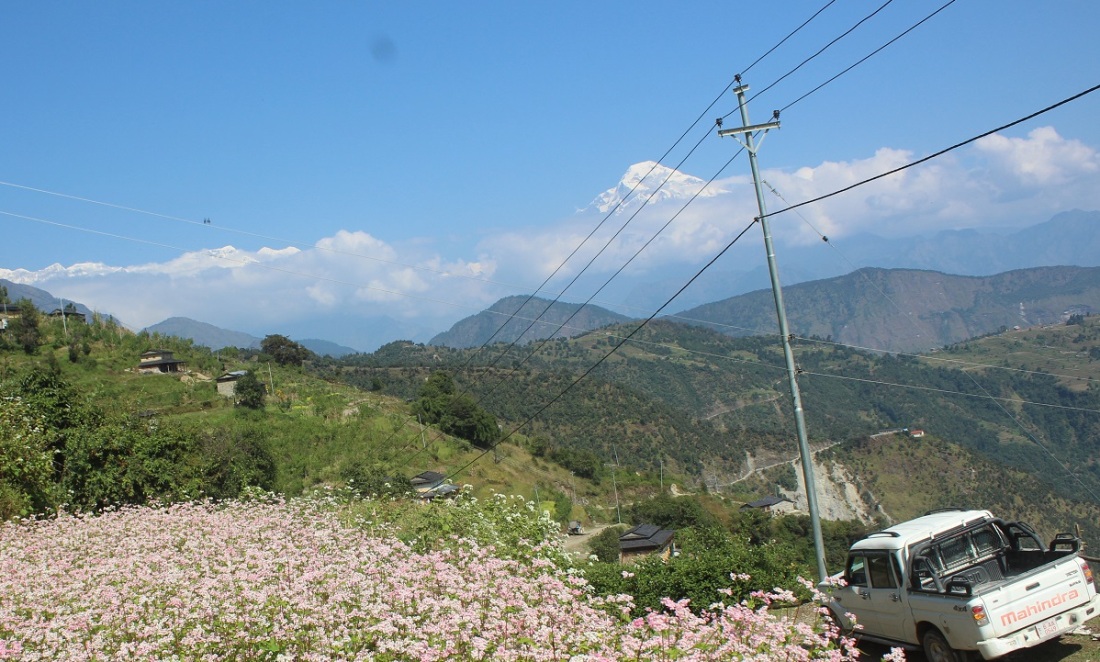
(335, 313), (1100, 549)
(0, 310), (595, 527)
(7, 289), (1100, 556)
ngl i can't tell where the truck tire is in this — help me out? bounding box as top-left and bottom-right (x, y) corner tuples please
(922, 628), (971, 662)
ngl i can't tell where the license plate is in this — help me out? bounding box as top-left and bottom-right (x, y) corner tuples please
(1036, 617), (1060, 638)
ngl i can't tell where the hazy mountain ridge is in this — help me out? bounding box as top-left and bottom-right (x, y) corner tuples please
(428, 295), (634, 348)
(6, 210), (1099, 351)
(145, 317), (262, 351)
(0, 279), (100, 319)
(630, 209), (1100, 311)
(144, 317), (358, 357)
(675, 265), (1100, 353)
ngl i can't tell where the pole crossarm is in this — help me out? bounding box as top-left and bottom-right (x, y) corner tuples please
(717, 120), (780, 137)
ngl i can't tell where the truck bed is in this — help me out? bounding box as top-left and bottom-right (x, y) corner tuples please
(933, 549), (1075, 596)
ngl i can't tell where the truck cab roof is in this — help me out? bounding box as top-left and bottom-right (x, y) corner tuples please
(851, 509), (995, 552)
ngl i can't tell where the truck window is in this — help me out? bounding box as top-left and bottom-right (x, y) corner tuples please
(867, 552), (898, 589)
(847, 555), (868, 587)
(912, 556), (939, 591)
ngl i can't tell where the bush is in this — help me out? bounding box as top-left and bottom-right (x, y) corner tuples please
(584, 526), (807, 614)
(0, 394), (62, 520)
(588, 524), (627, 563)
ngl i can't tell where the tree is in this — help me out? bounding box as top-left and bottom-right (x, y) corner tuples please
(411, 371), (500, 449)
(588, 525), (627, 563)
(626, 493), (719, 531)
(234, 371), (266, 409)
(198, 427), (277, 499)
(260, 334), (315, 367)
(10, 299), (41, 354)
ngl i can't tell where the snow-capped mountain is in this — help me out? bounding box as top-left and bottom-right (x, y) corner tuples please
(586, 161), (728, 214)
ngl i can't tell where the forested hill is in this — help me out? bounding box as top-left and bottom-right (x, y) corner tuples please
(673, 265), (1100, 353)
(429, 295), (633, 348)
(340, 313), (1100, 519)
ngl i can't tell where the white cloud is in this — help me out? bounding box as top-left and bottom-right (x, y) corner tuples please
(975, 126), (1099, 185)
(4, 127), (1098, 347)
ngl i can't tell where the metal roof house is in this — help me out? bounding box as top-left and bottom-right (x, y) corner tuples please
(137, 349), (186, 374)
(618, 523), (676, 563)
(48, 309), (86, 323)
(740, 495), (797, 514)
(216, 370), (250, 397)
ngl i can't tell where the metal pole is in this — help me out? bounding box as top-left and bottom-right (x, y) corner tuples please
(725, 82), (828, 581)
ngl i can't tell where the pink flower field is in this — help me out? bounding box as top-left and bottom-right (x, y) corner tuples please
(0, 496), (866, 660)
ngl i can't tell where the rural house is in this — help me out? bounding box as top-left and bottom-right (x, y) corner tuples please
(740, 495), (797, 515)
(48, 308), (86, 324)
(618, 523), (676, 563)
(0, 304), (16, 330)
(137, 349), (185, 374)
(215, 371), (251, 397)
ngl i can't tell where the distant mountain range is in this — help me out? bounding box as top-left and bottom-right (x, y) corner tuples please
(0, 279), (101, 320)
(7, 209), (1100, 355)
(425, 265), (1100, 354)
(673, 265), (1100, 353)
(624, 209), (1100, 312)
(428, 295), (633, 348)
(143, 317), (359, 358)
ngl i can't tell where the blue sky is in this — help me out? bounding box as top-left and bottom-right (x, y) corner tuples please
(2, 1), (1099, 348)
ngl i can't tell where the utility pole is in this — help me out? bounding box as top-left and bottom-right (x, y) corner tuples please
(718, 78), (828, 582)
(59, 298), (68, 338)
(610, 448), (622, 524)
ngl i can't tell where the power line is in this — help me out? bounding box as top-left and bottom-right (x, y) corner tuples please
(724, 0), (897, 118)
(738, 0), (840, 79)
(469, 143), (740, 405)
(780, 0), (957, 113)
(439, 85), (1100, 485)
(764, 83), (1100, 220)
(396, 148), (744, 472)
(446, 218), (760, 482)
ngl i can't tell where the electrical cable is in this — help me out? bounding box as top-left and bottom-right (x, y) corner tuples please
(723, 0), (897, 119)
(763, 83), (1100, 220)
(445, 217), (761, 482)
(394, 144), (740, 470)
(779, 0), (957, 113)
(738, 0), (839, 79)
(389, 84), (1100, 479)
(466, 136), (732, 403)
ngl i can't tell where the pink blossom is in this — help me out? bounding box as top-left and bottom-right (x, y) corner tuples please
(0, 497), (880, 660)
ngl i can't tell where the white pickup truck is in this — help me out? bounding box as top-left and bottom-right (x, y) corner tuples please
(821, 509), (1100, 661)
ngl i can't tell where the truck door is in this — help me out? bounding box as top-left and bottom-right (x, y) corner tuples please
(840, 551), (913, 642)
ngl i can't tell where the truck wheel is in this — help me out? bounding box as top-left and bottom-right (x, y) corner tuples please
(922, 628), (970, 662)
